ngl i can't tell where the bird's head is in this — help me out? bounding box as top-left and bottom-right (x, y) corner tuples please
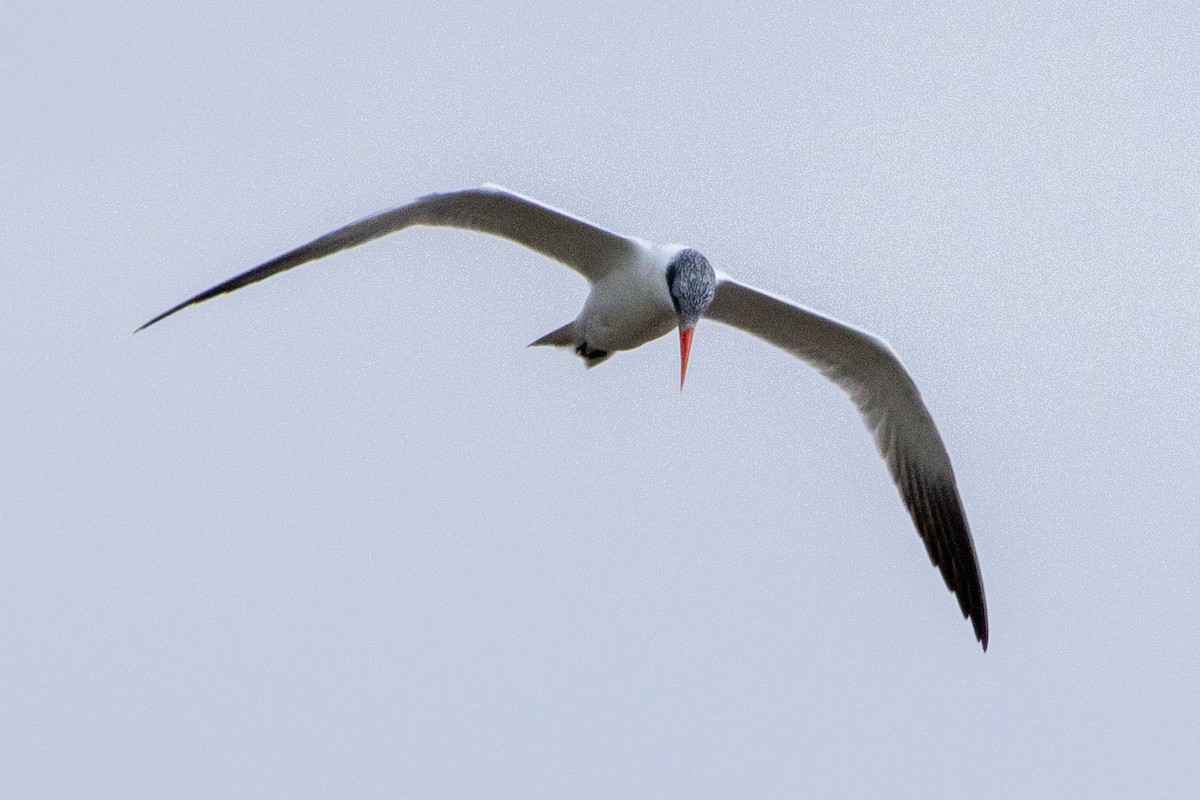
(666, 248), (717, 390)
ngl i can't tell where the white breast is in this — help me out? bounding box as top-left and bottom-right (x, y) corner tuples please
(577, 246), (680, 352)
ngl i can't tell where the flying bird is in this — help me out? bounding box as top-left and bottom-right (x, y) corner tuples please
(139, 185), (988, 649)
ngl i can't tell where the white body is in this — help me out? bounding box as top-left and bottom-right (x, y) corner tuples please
(140, 185), (989, 649)
(577, 243), (682, 353)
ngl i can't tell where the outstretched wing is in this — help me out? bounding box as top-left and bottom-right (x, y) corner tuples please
(706, 276), (988, 649)
(138, 185), (642, 330)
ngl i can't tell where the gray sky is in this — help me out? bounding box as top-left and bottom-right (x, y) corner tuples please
(4, 1), (1199, 796)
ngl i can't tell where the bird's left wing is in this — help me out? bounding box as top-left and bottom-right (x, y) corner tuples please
(705, 277), (988, 649)
(138, 186), (641, 330)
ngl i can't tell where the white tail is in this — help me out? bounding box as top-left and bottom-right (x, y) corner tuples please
(528, 321), (576, 348)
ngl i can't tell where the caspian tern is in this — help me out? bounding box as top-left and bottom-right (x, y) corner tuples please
(139, 185), (988, 649)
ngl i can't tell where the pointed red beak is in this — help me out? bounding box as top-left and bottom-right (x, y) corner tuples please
(679, 326), (694, 390)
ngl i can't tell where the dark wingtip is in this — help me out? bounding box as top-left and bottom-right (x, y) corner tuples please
(135, 301), (190, 333)
(898, 461), (989, 652)
(964, 585), (989, 651)
(959, 575), (989, 652)
(134, 313), (165, 333)
(136, 282), (233, 333)
(964, 567), (988, 652)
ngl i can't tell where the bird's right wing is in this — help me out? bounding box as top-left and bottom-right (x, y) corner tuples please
(705, 276), (988, 649)
(138, 185), (642, 330)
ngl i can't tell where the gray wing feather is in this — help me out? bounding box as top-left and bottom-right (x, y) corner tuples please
(705, 277), (988, 649)
(138, 185), (639, 330)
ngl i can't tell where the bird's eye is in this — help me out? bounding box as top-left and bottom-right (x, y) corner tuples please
(665, 263), (682, 312)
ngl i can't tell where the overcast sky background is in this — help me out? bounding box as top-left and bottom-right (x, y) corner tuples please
(4, 1), (1199, 797)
